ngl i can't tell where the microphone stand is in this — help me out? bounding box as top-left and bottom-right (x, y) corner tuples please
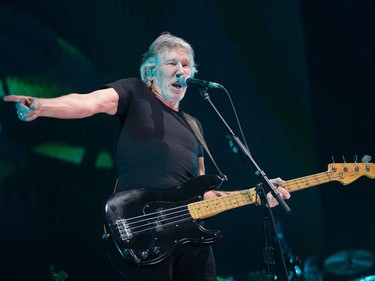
(199, 88), (291, 281)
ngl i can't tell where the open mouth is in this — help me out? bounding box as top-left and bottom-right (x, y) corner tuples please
(172, 82), (182, 89)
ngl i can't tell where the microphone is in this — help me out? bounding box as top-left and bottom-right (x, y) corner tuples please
(178, 75), (223, 89)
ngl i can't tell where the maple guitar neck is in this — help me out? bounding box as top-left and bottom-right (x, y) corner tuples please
(188, 162), (375, 220)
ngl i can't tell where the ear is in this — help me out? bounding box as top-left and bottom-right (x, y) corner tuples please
(148, 68), (156, 78)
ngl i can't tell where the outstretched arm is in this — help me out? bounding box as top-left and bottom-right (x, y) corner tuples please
(3, 88), (119, 121)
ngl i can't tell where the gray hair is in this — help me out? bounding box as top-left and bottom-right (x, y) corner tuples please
(140, 32), (197, 86)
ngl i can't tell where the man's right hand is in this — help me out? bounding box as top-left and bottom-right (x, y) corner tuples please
(3, 95), (40, 121)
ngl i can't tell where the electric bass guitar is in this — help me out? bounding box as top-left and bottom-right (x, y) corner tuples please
(103, 161), (375, 267)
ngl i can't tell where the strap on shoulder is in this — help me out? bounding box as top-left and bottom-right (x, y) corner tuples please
(183, 112), (228, 181)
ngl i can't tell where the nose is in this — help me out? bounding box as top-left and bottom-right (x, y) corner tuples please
(175, 62), (184, 76)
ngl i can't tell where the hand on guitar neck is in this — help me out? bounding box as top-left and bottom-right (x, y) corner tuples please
(203, 177), (291, 207)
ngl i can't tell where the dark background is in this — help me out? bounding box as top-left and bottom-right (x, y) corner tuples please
(0, 1), (374, 280)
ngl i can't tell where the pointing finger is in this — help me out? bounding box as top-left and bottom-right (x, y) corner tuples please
(3, 95), (26, 103)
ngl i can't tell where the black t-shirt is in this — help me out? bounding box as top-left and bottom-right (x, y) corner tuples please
(105, 78), (203, 191)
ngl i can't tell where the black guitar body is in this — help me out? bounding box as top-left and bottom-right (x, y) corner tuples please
(104, 174), (223, 267)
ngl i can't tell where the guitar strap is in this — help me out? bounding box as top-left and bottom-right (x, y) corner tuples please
(183, 112), (228, 181)
(112, 178), (119, 194)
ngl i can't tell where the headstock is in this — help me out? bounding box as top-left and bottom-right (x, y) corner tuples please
(327, 159), (375, 185)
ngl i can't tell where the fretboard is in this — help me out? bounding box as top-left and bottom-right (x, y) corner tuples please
(187, 171), (332, 220)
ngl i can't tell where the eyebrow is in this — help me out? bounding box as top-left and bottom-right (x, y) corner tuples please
(164, 58), (191, 65)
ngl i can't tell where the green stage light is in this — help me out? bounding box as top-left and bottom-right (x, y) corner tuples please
(4, 76), (61, 98)
(32, 143), (113, 169)
(95, 151), (113, 169)
(1, 37), (96, 99)
(32, 143), (85, 164)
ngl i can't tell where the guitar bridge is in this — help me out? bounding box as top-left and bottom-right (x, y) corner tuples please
(115, 219), (133, 240)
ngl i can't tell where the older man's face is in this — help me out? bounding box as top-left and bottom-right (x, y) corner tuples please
(153, 48), (192, 106)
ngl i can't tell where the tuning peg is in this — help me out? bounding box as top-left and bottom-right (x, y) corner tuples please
(353, 155), (358, 163)
(342, 156), (346, 163)
(362, 155), (372, 163)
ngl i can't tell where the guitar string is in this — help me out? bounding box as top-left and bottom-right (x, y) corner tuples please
(117, 181), (273, 237)
(128, 212), (193, 237)
(124, 208), (190, 228)
(282, 171), (331, 191)
(117, 172), (335, 237)
(115, 167), (369, 239)
(116, 171), (342, 238)
(125, 194), (250, 236)
(121, 187), (253, 226)
(120, 191), (253, 235)
(124, 204), (190, 223)
(121, 165), (363, 228)
(119, 200), (225, 237)
(123, 171), (332, 225)
(125, 185), (265, 236)
(124, 171), (332, 225)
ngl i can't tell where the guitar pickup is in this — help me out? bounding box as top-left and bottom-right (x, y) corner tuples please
(153, 209), (166, 232)
(154, 219), (163, 232)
